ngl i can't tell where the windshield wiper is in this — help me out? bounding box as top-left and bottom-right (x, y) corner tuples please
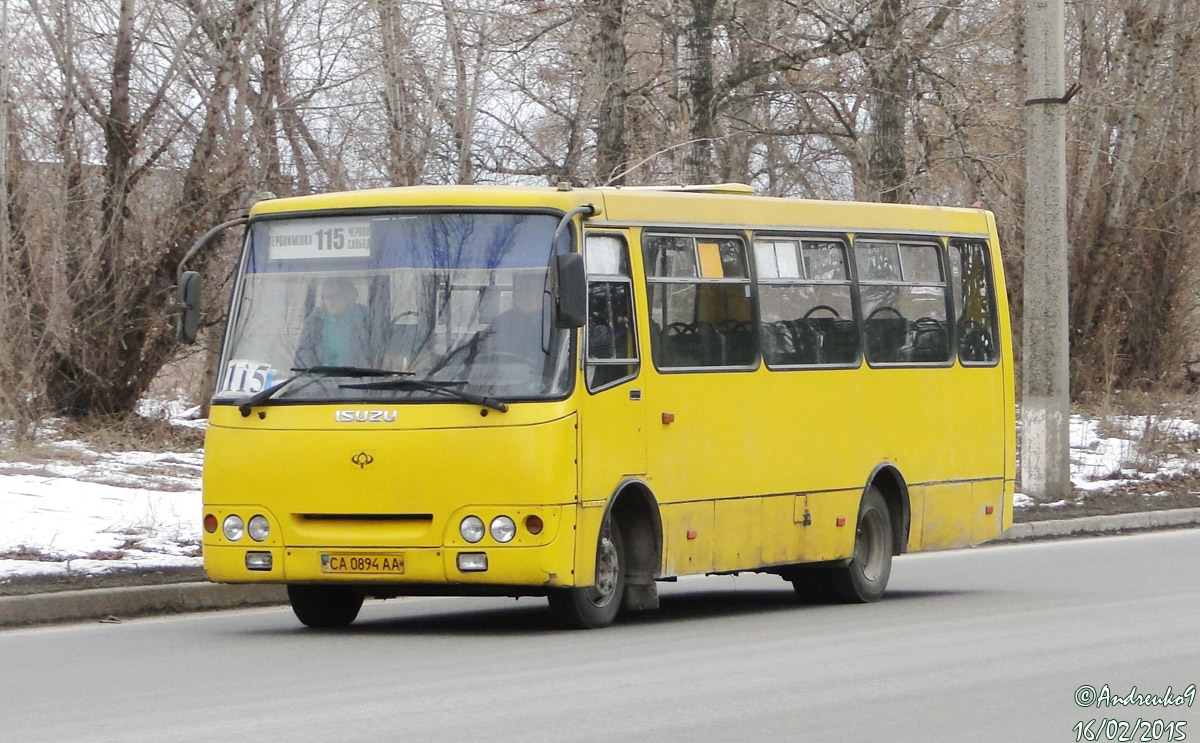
(236, 365), (412, 417)
(292, 365), (414, 378)
(340, 378), (509, 413)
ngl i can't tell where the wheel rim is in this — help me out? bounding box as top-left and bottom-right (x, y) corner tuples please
(855, 509), (887, 583)
(586, 533), (620, 608)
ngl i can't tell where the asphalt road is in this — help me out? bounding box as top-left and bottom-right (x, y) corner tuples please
(3, 530), (1198, 743)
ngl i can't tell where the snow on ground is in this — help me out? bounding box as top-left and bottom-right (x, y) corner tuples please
(2, 402), (1199, 582)
(1068, 415), (1200, 489)
(0, 400), (205, 581)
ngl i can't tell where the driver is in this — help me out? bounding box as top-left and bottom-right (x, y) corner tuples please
(477, 270), (547, 364)
(295, 276), (371, 367)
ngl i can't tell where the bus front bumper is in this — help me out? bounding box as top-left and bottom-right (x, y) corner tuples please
(203, 541), (578, 591)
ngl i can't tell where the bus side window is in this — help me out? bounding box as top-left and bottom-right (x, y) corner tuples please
(855, 240), (951, 365)
(644, 233), (756, 370)
(585, 234), (639, 390)
(949, 239), (999, 365)
(755, 238), (857, 367)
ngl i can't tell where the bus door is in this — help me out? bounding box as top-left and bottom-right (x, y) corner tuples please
(578, 232), (647, 501)
(948, 238), (1008, 542)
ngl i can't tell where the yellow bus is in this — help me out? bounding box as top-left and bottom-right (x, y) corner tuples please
(177, 183), (1014, 629)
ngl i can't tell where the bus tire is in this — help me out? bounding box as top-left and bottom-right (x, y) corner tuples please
(548, 520), (626, 629)
(287, 585), (364, 628)
(827, 486), (893, 603)
(788, 566), (834, 604)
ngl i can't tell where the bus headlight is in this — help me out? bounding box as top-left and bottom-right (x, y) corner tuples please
(247, 515), (270, 542)
(490, 516), (516, 543)
(222, 515), (245, 541)
(460, 516), (485, 543)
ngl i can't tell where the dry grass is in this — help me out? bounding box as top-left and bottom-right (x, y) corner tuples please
(1, 414), (202, 464)
(56, 415), (204, 453)
(1123, 417), (1200, 474)
(0, 546), (59, 562)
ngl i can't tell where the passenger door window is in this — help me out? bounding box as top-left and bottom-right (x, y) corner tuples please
(585, 234), (639, 390)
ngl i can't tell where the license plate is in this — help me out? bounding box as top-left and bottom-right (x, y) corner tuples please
(320, 553), (405, 575)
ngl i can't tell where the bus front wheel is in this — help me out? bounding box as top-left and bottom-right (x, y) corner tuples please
(287, 585), (364, 628)
(548, 521), (626, 629)
(827, 486), (893, 603)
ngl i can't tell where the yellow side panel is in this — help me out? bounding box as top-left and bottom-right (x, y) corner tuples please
(661, 501), (715, 575)
(761, 495), (801, 566)
(798, 491), (859, 562)
(971, 480), (1005, 544)
(714, 498), (762, 572)
(920, 482), (974, 550)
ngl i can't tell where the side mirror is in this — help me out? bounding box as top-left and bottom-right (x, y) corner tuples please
(173, 215), (249, 345)
(550, 253), (586, 329)
(176, 270), (202, 344)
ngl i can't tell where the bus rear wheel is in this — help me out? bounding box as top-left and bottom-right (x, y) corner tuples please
(826, 486), (893, 603)
(788, 566), (833, 604)
(548, 520), (626, 629)
(287, 585), (364, 628)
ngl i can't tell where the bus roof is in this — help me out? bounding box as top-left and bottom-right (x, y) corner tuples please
(249, 184), (995, 237)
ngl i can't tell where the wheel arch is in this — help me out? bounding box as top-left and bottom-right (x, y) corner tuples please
(865, 463), (911, 555)
(600, 478), (664, 582)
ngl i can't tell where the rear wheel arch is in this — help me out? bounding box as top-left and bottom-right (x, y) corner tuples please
(866, 463), (910, 555)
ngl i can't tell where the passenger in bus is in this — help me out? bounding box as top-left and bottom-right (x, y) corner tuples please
(295, 276), (371, 367)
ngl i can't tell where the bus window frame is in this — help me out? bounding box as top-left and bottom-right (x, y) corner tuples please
(851, 234), (956, 369)
(750, 231), (862, 371)
(948, 237), (1003, 369)
(642, 229), (760, 374)
(584, 231), (641, 393)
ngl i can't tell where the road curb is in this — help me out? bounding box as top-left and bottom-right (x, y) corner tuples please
(4, 509), (1200, 628)
(995, 507), (1200, 542)
(0, 582), (287, 628)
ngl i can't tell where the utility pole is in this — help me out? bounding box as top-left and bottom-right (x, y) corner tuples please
(0, 0), (11, 287)
(1021, 0), (1071, 501)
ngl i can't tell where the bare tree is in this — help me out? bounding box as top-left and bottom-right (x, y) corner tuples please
(2, 0), (1199, 424)
(589, 0), (629, 184)
(0, 0), (262, 418)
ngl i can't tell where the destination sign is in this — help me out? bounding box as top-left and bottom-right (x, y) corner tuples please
(267, 220), (372, 260)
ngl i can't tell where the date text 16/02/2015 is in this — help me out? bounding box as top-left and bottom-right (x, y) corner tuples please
(1073, 718), (1186, 742)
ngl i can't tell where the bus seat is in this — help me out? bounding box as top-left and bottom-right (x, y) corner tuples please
(760, 320), (818, 365)
(865, 317), (909, 363)
(820, 318), (859, 364)
(714, 320), (755, 365)
(663, 322), (703, 367)
(694, 322), (724, 366)
(908, 318), (949, 363)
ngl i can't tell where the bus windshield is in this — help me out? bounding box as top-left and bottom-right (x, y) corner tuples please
(216, 211), (574, 405)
